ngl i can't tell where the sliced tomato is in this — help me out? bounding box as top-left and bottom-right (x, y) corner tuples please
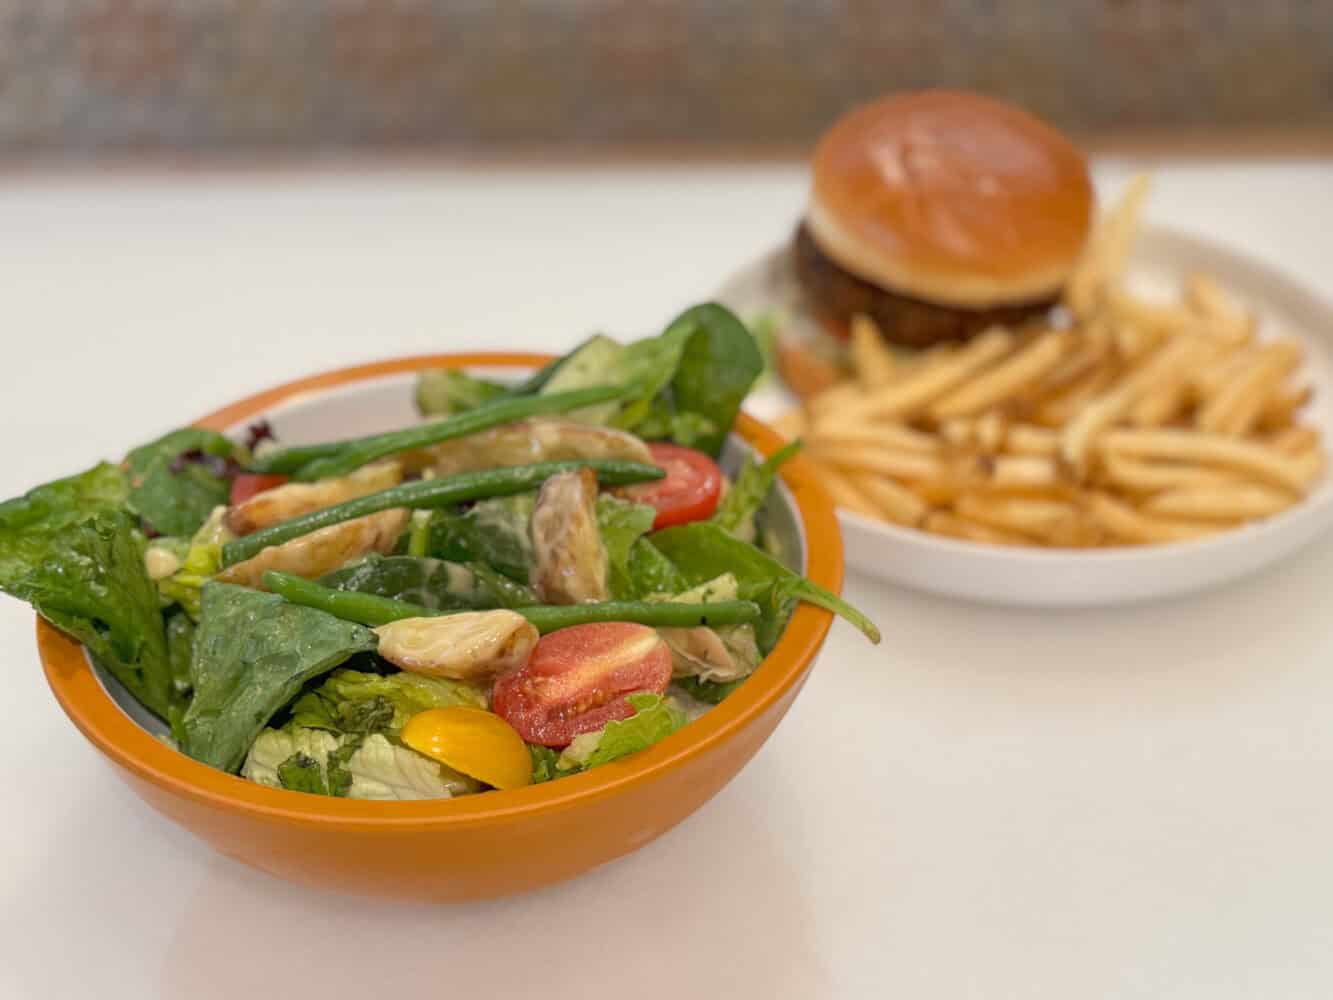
(229, 473), (289, 506)
(492, 622), (672, 747)
(621, 442), (723, 529)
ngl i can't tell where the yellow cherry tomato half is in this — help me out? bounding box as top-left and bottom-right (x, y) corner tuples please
(401, 706), (532, 791)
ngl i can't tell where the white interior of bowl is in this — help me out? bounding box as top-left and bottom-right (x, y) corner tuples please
(92, 369), (809, 736)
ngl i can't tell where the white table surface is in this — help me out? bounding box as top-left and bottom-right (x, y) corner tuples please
(2, 160), (1333, 999)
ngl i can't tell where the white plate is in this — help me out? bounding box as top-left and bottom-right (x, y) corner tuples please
(719, 225), (1333, 607)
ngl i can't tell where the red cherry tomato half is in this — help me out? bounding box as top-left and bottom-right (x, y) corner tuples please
(621, 442), (723, 529)
(492, 622), (672, 747)
(229, 473), (289, 506)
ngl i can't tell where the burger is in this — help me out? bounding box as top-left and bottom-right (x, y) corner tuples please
(782, 90), (1094, 392)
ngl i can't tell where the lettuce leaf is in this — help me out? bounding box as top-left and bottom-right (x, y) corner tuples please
(124, 428), (237, 538)
(712, 440), (802, 541)
(624, 538), (687, 599)
(650, 522), (880, 645)
(556, 693), (686, 771)
(180, 583), (378, 772)
(414, 370), (509, 416)
(596, 495), (658, 600)
(674, 675), (746, 705)
(0, 462), (128, 583)
(288, 667), (486, 735)
(244, 728), (474, 799)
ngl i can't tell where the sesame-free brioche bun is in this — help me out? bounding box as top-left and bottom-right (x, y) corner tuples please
(806, 90), (1094, 310)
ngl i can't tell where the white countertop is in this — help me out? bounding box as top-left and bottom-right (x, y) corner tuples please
(3, 161), (1333, 999)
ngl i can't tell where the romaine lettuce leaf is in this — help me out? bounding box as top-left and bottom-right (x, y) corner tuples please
(244, 728), (474, 799)
(556, 693), (686, 771)
(596, 495), (657, 600)
(414, 370), (510, 416)
(124, 428), (237, 537)
(288, 667), (486, 735)
(712, 440), (802, 541)
(650, 522), (880, 645)
(180, 583), (378, 772)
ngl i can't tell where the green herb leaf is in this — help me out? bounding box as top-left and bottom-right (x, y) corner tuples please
(287, 667), (486, 736)
(277, 752), (330, 795)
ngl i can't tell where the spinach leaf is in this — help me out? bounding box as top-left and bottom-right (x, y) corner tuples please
(425, 494), (535, 581)
(624, 538), (687, 598)
(321, 553), (529, 611)
(125, 428), (237, 537)
(180, 583), (378, 773)
(712, 440), (802, 539)
(596, 495), (658, 600)
(662, 303), (765, 456)
(414, 370), (510, 416)
(277, 752), (330, 795)
(2, 498), (175, 721)
(165, 610), (196, 707)
(650, 522), (880, 644)
(0, 463), (128, 583)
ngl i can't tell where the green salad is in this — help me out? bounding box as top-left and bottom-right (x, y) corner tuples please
(1, 303), (878, 801)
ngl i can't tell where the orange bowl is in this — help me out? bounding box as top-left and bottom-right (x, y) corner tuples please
(38, 354), (844, 902)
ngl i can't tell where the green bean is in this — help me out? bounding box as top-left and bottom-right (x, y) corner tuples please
(253, 384), (631, 481)
(222, 459), (662, 566)
(264, 571), (761, 633)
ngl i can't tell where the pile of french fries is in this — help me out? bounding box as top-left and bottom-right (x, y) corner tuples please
(776, 176), (1325, 547)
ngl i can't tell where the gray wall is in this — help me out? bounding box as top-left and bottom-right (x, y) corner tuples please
(3, 1), (1329, 155)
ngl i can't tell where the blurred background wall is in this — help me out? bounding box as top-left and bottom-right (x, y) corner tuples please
(2, 0), (1330, 158)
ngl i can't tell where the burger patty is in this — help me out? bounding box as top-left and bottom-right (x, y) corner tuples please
(792, 223), (1057, 348)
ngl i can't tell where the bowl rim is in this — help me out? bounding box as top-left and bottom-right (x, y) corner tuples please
(38, 353), (844, 830)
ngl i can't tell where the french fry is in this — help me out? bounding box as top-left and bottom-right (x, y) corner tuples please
(929, 330), (1068, 420)
(808, 381), (865, 420)
(1195, 341), (1302, 435)
(1059, 334), (1207, 477)
(1097, 453), (1241, 495)
(771, 408), (806, 440)
(1098, 428), (1311, 494)
(1065, 173), (1151, 319)
(1127, 382), (1188, 427)
(1083, 492), (1221, 544)
(1269, 425), (1320, 456)
(1257, 385), (1313, 432)
(850, 473), (929, 527)
(974, 411), (1007, 454)
(813, 443), (943, 482)
(806, 423), (939, 455)
(1004, 424), (1060, 456)
(809, 461), (881, 519)
(923, 511), (1030, 546)
(831, 327), (1015, 423)
(849, 314), (898, 389)
(1186, 272), (1256, 342)
(1030, 364), (1118, 428)
(1143, 483), (1294, 522)
(954, 494), (1079, 541)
